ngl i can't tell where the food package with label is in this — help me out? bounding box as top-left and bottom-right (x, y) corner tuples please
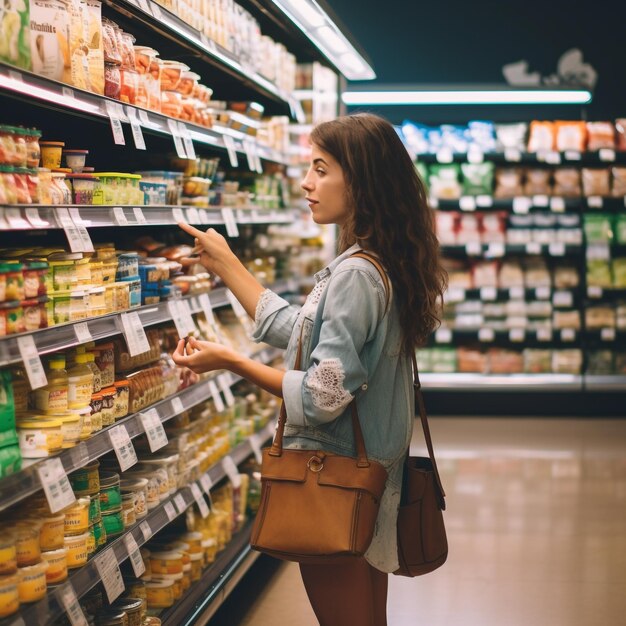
(553, 310), (581, 330)
(507, 214), (533, 245)
(582, 168), (611, 197)
(527, 121), (555, 152)
(457, 347), (487, 373)
(523, 349), (552, 374)
(552, 349), (582, 374)
(584, 214), (612, 243)
(30, 0), (71, 82)
(616, 353), (626, 375)
(586, 259), (612, 288)
(587, 350), (614, 375)
(467, 121), (496, 153)
(488, 348), (523, 374)
(444, 258), (472, 289)
(461, 163), (494, 196)
(524, 257), (551, 287)
(435, 212), (457, 245)
(494, 167), (524, 198)
(613, 258), (626, 288)
(428, 164), (461, 199)
(455, 213), (481, 244)
(554, 121), (586, 152)
(498, 259), (524, 288)
(495, 123), (527, 151)
(585, 305), (616, 329)
(429, 348), (457, 374)
(471, 260), (499, 288)
(586, 122), (615, 151)
(553, 168), (581, 197)
(81, 0), (104, 94)
(524, 168), (552, 196)
(553, 263), (579, 288)
(611, 167), (626, 197)
(0, 0), (31, 70)
(481, 212), (506, 243)
(532, 213), (557, 244)
(618, 304), (626, 330)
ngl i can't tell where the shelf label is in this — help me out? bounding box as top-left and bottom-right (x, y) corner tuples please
(139, 408), (168, 452)
(174, 493), (186, 514)
(436, 148), (453, 164)
(549, 242), (566, 256)
(69, 441), (89, 468)
(587, 286), (603, 298)
(170, 396), (183, 416)
(179, 299), (197, 334)
(112, 206), (128, 226)
(138, 109), (151, 126)
(536, 328), (552, 342)
(73, 321), (93, 344)
(56, 207), (84, 252)
(222, 208), (239, 237)
(120, 311), (151, 356)
(564, 150), (581, 161)
(140, 520), (152, 541)
(127, 209), (145, 228)
(526, 242), (542, 255)
(17, 335), (47, 390)
(504, 148), (521, 162)
(459, 196), (476, 212)
(25, 207), (49, 228)
(105, 100), (125, 145)
(191, 483), (210, 518)
(465, 242), (482, 256)
(560, 328), (576, 342)
(109, 424), (138, 472)
(186, 207), (200, 224)
(125, 534), (146, 577)
(587, 196), (603, 208)
(126, 106), (146, 150)
(480, 287), (497, 301)
(535, 287), (551, 300)
(599, 148), (616, 162)
(435, 328), (452, 343)
(178, 122), (196, 159)
(553, 291), (573, 308)
(57, 583), (88, 626)
(509, 328), (526, 342)
(169, 300), (188, 339)
(198, 209), (210, 225)
(545, 151), (561, 165)
(164, 501), (176, 520)
(467, 147), (484, 164)
(249, 432), (264, 464)
(172, 207), (187, 223)
(478, 328), (495, 342)
(200, 473), (213, 495)
(487, 243), (505, 258)
(95, 549), (125, 603)
(218, 374), (235, 407)
(208, 379), (225, 412)
(221, 455), (242, 488)
(167, 119), (188, 159)
(446, 288), (465, 303)
(601, 327), (616, 341)
(532, 195), (549, 207)
(8, 69), (23, 82)
(550, 197), (566, 213)
(243, 140), (256, 172)
(509, 286), (525, 300)
(199, 293), (216, 325)
(513, 197), (531, 214)
(37, 457), (76, 513)
(223, 135), (239, 167)
(476, 195), (493, 208)
(137, 0), (151, 12)
(5, 207), (29, 229)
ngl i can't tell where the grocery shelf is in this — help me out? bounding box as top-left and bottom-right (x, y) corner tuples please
(433, 196), (584, 213)
(11, 419), (276, 626)
(420, 373), (583, 391)
(0, 64), (291, 166)
(584, 375), (626, 391)
(583, 329), (626, 344)
(440, 243), (584, 258)
(444, 286), (580, 304)
(586, 287), (626, 300)
(415, 149), (626, 166)
(0, 205), (296, 231)
(0, 346), (281, 513)
(432, 327), (582, 345)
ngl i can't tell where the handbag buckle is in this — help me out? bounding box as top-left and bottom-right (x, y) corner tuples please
(307, 455), (324, 473)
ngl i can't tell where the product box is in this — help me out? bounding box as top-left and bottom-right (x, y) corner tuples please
(30, 0), (71, 82)
(0, 0), (31, 70)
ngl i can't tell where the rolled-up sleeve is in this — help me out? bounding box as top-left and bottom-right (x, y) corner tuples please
(251, 289), (301, 349)
(283, 267), (383, 427)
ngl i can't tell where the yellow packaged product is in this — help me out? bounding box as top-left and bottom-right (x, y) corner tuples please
(63, 497), (90, 535)
(40, 547), (68, 583)
(36, 512), (65, 551)
(67, 352), (94, 409)
(14, 522), (41, 568)
(0, 532), (17, 576)
(17, 561), (48, 603)
(64, 532), (89, 568)
(16, 417), (63, 458)
(149, 551), (183, 575)
(0, 573), (19, 618)
(32, 355), (68, 414)
(145, 578), (175, 609)
(29, 0), (71, 83)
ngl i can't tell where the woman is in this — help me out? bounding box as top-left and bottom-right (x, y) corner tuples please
(172, 113), (446, 626)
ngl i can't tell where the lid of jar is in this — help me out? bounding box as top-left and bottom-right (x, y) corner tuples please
(74, 353), (92, 364)
(154, 572), (184, 581)
(16, 418), (63, 428)
(64, 531), (90, 542)
(145, 579), (174, 589)
(65, 174), (97, 180)
(112, 597), (143, 612)
(99, 470), (120, 486)
(113, 380), (130, 388)
(40, 141), (65, 147)
(150, 550), (183, 560)
(48, 355), (66, 369)
(181, 531), (203, 541)
(56, 413), (82, 424)
(92, 172), (127, 178)
(0, 260), (23, 270)
(17, 561), (50, 577)
(120, 477), (149, 490)
(63, 149), (89, 155)
(95, 610), (127, 626)
(160, 60), (190, 70)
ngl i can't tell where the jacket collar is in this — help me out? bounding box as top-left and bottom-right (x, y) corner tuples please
(313, 243), (362, 282)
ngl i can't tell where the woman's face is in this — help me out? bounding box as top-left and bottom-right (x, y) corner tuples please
(301, 143), (351, 226)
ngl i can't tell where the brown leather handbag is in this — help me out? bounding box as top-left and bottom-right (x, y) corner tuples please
(394, 354), (448, 576)
(250, 332), (388, 563)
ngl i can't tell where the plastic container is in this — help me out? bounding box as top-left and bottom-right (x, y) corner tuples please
(25, 129), (41, 168)
(99, 471), (122, 512)
(15, 522), (41, 567)
(40, 547), (68, 583)
(150, 551), (183, 575)
(16, 417), (63, 458)
(161, 90), (183, 118)
(0, 573), (19, 618)
(145, 578), (175, 609)
(58, 412), (83, 448)
(104, 63), (121, 99)
(101, 508), (124, 539)
(63, 149), (89, 173)
(89, 393), (103, 433)
(47, 252), (81, 292)
(37, 512), (65, 551)
(64, 532), (90, 569)
(67, 352), (94, 409)
(94, 343), (115, 387)
(40, 141), (65, 169)
(189, 551), (202, 581)
(33, 356), (68, 414)
(120, 477), (148, 520)
(159, 60), (189, 91)
(69, 460), (100, 495)
(63, 497), (91, 535)
(67, 174), (97, 204)
(17, 561), (48, 603)
(0, 534), (17, 576)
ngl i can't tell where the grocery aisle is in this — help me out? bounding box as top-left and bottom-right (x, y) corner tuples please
(210, 416), (626, 626)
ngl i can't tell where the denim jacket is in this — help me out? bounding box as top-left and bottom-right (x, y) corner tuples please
(252, 243), (414, 571)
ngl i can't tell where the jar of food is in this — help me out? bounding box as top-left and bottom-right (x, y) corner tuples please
(104, 63), (122, 100)
(0, 533), (17, 576)
(89, 393), (103, 432)
(112, 597), (143, 626)
(149, 551), (183, 576)
(33, 355), (68, 413)
(94, 343), (115, 387)
(14, 522), (41, 567)
(0, 125), (17, 165)
(120, 477), (148, 520)
(121, 493), (136, 527)
(140, 455), (179, 495)
(67, 173), (96, 204)
(12, 128), (28, 167)
(96, 610), (129, 626)
(92, 517), (107, 550)
(87, 491), (102, 524)
(63, 149), (88, 173)
(36, 512), (65, 551)
(145, 578), (175, 609)
(24, 129), (41, 168)
(16, 417), (63, 458)
(4, 301), (24, 335)
(99, 471), (121, 512)
(113, 380), (129, 420)
(58, 412), (83, 448)
(160, 60), (189, 91)
(77, 350), (102, 394)
(67, 352), (94, 409)
(63, 497), (91, 535)
(101, 508), (124, 540)
(123, 472), (159, 510)
(64, 532), (90, 569)
(39, 141), (65, 169)
(16, 560), (48, 603)
(40, 547), (68, 583)
(0, 573), (19, 618)
(22, 261), (48, 299)
(100, 387), (116, 427)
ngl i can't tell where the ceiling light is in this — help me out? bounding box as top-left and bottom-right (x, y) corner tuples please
(316, 25), (349, 55)
(284, 0), (325, 27)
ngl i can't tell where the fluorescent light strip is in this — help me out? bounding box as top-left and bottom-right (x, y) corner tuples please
(342, 90), (593, 106)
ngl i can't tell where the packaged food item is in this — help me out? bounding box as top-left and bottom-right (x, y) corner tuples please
(16, 560), (48, 603)
(585, 306), (615, 329)
(104, 63), (121, 99)
(611, 167), (626, 197)
(63, 496), (90, 535)
(615, 119), (626, 151)
(552, 168), (581, 197)
(0, 573), (19, 618)
(0, 0), (30, 70)
(461, 163), (494, 196)
(64, 532), (89, 568)
(40, 547), (68, 583)
(428, 164), (461, 199)
(160, 60), (189, 91)
(586, 122), (615, 151)
(37, 512), (65, 551)
(63, 149), (88, 173)
(524, 169), (552, 196)
(99, 471), (121, 512)
(527, 121), (554, 152)
(101, 17), (121, 65)
(82, 0), (104, 95)
(554, 121), (586, 152)
(120, 68), (139, 104)
(67, 351), (94, 409)
(33, 355), (68, 413)
(523, 349), (552, 374)
(495, 123), (527, 151)
(582, 168), (610, 197)
(29, 0), (71, 82)
(14, 522), (41, 567)
(111, 598), (143, 626)
(0, 533), (17, 576)
(494, 168), (523, 198)
(40, 141), (65, 170)
(101, 508), (124, 539)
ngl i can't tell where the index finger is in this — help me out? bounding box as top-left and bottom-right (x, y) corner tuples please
(178, 222), (207, 240)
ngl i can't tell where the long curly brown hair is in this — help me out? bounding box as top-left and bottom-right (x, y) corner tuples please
(310, 113), (447, 351)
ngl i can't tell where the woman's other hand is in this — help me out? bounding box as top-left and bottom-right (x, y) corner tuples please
(171, 336), (233, 374)
(178, 223), (235, 276)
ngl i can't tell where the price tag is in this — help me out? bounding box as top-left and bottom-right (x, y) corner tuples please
(436, 148), (453, 164)
(4, 208), (29, 229)
(112, 207), (129, 226)
(564, 150), (581, 161)
(249, 432), (264, 464)
(222, 208), (239, 237)
(178, 299), (197, 334)
(476, 195), (493, 208)
(467, 147), (484, 164)
(164, 501), (176, 521)
(133, 207), (147, 224)
(140, 521), (152, 541)
(545, 151), (561, 164)
(223, 135), (239, 167)
(560, 328), (576, 342)
(138, 109), (151, 126)
(509, 328), (526, 342)
(242, 139), (257, 172)
(172, 207), (187, 223)
(536, 150), (548, 163)
(208, 379), (225, 412)
(446, 288), (465, 303)
(550, 197), (566, 212)
(148, 0), (161, 17)
(25, 207), (49, 228)
(435, 328), (452, 343)
(37, 457), (76, 513)
(108, 424), (138, 472)
(120, 311), (151, 356)
(168, 300), (187, 339)
(537, 328), (552, 342)
(553, 291), (573, 308)
(587, 196), (604, 208)
(480, 287), (497, 301)
(487, 243), (505, 258)
(198, 209), (210, 225)
(137, 0), (151, 12)
(459, 196), (476, 212)
(73, 321), (92, 344)
(95, 550), (125, 603)
(174, 493), (186, 513)
(167, 119), (188, 159)
(478, 328), (495, 342)
(190, 483), (210, 518)
(199, 293), (216, 325)
(587, 286), (603, 298)
(186, 208), (200, 224)
(57, 583), (88, 626)
(69, 442), (89, 468)
(125, 534), (146, 577)
(599, 148), (616, 162)
(465, 242), (482, 256)
(75, 222), (94, 253)
(105, 100), (125, 145)
(178, 122), (196, 159)
(509, 287), (525, 300)
(526, 242), (542, 255)
(57, 207), (84, 252)
(549, 242), (566, 256)
(218, 374), (235, 407)
(17, 335), (47, 390)
(532, 195), (549, 207)
(200, 473), (213, 495)
(221, 455), (242, 488)
(535, 287), (551, 300)
(504, 148), (522, 162)
(513, 197), (531, 214)
(139, 408), (168, 452)
(126, 106), (146, 150)
(601, 327), (616, 341)
(225, 289), (247, 319)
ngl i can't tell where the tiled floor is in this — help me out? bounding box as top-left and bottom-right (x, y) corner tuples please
(210, 417), (626, 626)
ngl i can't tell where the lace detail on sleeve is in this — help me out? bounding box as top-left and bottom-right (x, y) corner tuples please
(307, 358), (353, 412)
(255, 289), (275, 326)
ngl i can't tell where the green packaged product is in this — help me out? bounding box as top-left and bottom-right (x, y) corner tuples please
(0, 444), (21, 477)
(584, 214), (613, 243)
(615, 215), (626, 245)
(428, 164), (461, 199)
(612, 258), (626, 288)
(0, 0), (31, 70)
(0, 370), (16, 434)
(461, 162), (495, 196)
(587, 260), (613, 288)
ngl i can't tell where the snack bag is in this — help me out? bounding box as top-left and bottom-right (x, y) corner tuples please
(582, 168), (610, 197)
(553, 168), (581, 197)
(494, 168), (523, 198)
(527, 121), (555, 152)
(0, 0), (31, 70)
(554, 121), (586, 152)
(461, 162), (494, 196)
(586, 122), (615, 151)
(30, 0), (71, 83)
(495, 123), (527, 151)
(611, 167), (626, 197)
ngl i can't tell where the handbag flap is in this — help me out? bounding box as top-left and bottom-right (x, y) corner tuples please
(316, 455), (388, 497)
(260, 448), (308, 482)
